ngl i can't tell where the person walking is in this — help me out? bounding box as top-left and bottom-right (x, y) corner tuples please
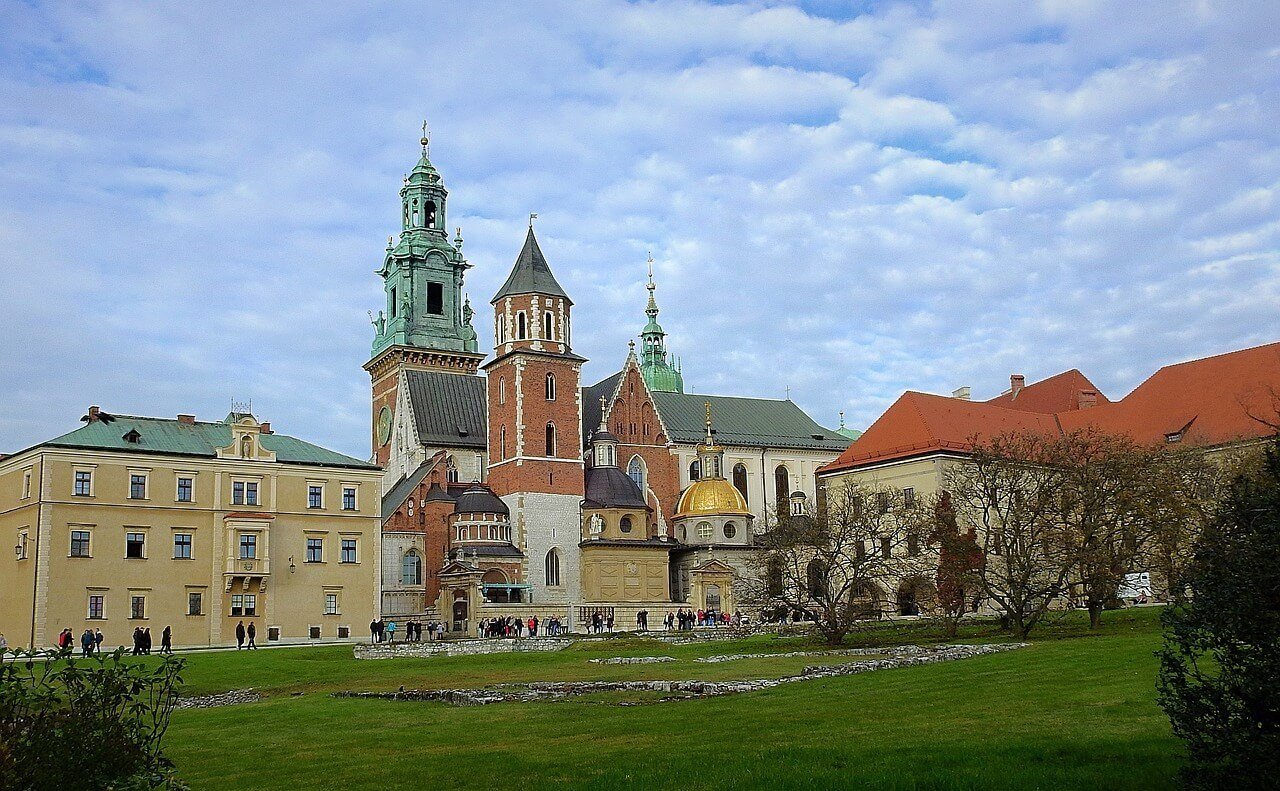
(247, 622), (257, 649)
(94, 628), (104, 655)
(160, 626), (173, 655)
(385, 620), (397, 643)
(0, 632), (8, 652)
(131, 626), (142, 655)
(235, 620), (246, 650)
(142, 627), (152, 655)
(369, 619), (378, 643)
(80, 629), (94, 658)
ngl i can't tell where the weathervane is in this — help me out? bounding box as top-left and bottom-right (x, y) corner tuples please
(529, 212), (538, 228)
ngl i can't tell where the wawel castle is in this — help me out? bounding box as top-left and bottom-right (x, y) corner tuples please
(2, 131), (1277, 647)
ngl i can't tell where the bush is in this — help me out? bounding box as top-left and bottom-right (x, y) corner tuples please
(0, 647), (186, 790)
(1157, 438), (1280, 789)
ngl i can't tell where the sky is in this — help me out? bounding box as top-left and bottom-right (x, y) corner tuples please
(1, 0), (1278, 461)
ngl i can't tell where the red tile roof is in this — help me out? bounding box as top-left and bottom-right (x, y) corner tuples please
(985, 369), (1110, 414)
(820, 341), (1280, 475)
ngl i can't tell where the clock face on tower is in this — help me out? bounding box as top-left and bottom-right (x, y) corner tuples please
(377, 406), (393, 447)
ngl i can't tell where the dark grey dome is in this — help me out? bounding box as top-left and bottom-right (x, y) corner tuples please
(453, 483), (509, 516)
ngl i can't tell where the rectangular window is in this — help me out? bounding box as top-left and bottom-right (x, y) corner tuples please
(232, 481), (245, 505)
(325, 593), (339, 615)
(176, 477), (193, 502)
(74, 470), (92, 496)
(308, 485), (323, 509)
(244, 594), (256, 617)
(245, 481), (258, 506)
(173, 533), (192, 559)
(390, 286), (398, 318)
(130, 595), (146, 619)
(21, 470), (32, 499)
(306, 537), (323, 563)
(188, 592), (203, 616)
(876, 491), (890, 513)
(340, 538), (356, 564)
(907, 532), (920, 557)
(231, 594), (243, 616)
(880, 537), (892, 559)
(342, 487), (357, 511)
(129, 474), (147, 500)
(126, 532), (145, 559)
(855, 539), (866, 560)
(903, 487), (916, 508)
(71, 530), (91, 558)
(239, 533), (257, 559)
(88, 595), (104, 620)
(427, 282), (443, 315)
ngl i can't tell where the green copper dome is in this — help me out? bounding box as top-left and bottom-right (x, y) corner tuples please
(638, 257), (683, 394)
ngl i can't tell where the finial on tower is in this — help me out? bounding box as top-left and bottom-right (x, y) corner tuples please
(386, 235), (394, 249)
(647, 252), (654, 285)
(454, 226), (463, 249)
(529, 212), (538, 229)
(704, 400), (714, 443)
(839, 410), (846, 429)
(599, 396), (608, 430)
(420, 120), (430, 155)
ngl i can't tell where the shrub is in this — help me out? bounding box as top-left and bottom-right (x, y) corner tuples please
(0, 647), (186, 790)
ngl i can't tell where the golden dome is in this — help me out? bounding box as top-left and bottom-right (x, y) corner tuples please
(675, 478), (752, 518)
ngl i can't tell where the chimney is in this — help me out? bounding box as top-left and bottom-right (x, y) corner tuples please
(259, 422), (272, 434)
(87, 405), (101, 423)
(177, 414), (195, 425)
(951, 386), (971, 401)
(1010, 374), (1025, 399)
(1077, 390), (1098, 410)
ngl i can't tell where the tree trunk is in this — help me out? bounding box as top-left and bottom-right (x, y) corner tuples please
(1088, 601), (1104, 629)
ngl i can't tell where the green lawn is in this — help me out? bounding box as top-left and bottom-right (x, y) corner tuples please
(164, 608), (1181, 790)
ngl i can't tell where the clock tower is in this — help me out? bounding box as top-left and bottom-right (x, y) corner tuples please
(364, 127), (485, 465)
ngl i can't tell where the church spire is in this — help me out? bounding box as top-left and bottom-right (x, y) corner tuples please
(638, 253), (684, 393)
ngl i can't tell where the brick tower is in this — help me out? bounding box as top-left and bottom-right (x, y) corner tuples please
(364, 127), (484, 466)
(483, 223), (585, 605)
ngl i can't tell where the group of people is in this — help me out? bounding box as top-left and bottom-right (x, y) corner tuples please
(56, 627), (104, 657)
(369, 618), (444, 642)
(131, 625), (173, 655)
(672, 608), (745, 630)
(586, 611), (615, 633)
(477, 614), (568, 638)
(234, 620), (257, 649)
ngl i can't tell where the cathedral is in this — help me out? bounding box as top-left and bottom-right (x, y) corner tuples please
(369, 132), (852, 630)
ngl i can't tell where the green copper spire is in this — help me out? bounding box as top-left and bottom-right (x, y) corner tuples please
(638, 254), (684, 393)
(370, 124), (479, 357)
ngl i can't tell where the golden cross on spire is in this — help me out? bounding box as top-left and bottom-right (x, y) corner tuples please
(420, 120), (430, 155)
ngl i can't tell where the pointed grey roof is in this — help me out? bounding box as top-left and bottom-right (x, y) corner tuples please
(492, 228), (571, 304)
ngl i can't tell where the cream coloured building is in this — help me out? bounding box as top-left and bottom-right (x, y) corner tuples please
(0, 407), (381, 650)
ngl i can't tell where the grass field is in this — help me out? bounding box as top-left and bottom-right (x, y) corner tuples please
(163, 607), (1182, 790)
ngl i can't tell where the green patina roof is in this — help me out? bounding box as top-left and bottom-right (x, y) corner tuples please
(836, 426), (863, 441)
(40, 413), (376, 470)
(652, 392), (853, 451)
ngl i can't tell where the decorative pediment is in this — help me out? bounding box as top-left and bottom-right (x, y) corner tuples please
(691, 558), (735, 575)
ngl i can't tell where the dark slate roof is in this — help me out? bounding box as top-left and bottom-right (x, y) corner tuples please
(584, 466), (649, 510)
(579, 537), (675, 549)
(466, 543), (524, 558)
(382, 461), (434, 518)
(581, 372), (624, 445)
(491, 228), (570, 303)
(424, 482), (455, 502)
(453, 483), (509, 515)
(42, 413), (376, 469)
(651, 391), (852, 451)
(405, 370), (487, 450)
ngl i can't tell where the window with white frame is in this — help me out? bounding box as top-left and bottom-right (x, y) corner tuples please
(308, 484), (324, 509)
(342, 486), (357, 511)
(306, 537), (324, 563)
(70, 529), (91, 557)
(173, 533), (192, 559)
(125, 532), (146, 559)
(188, 591), (203, 616)
(73, 469), (92, 496)
(88, 594), (105, 620)
(176, 476), (194, 503)
(340, 538), (357, 563)
(543, 310), (555, 340)
(324, 592), (339, 616)
(129, 474), (147, 500)
(239, 533), (257, 559)
(21, 469), (32, 500)
(130, 595), (146, 619)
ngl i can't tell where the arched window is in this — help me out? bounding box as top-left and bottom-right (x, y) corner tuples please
(241, 436), (253, 458)
(807, 559), (825, 599)
(723, 521), (737, 539)
(774, 465), (790, 517)
(446, 456), (459, 483)
(402, 551), (422, 586)
(424, 200), (436, 228)
(545, 423), (556, 457)
(517, 312), (527, 340)
(732, 463), (749, 501)
(545, 548), (561, 586)
(767, 559), (784, 597)
(628, 456), (646, 493)
(543, 311), (555, 340)
(697, 521), (713, 540)
(499, 426), (507, 461)
(619, 516), (633, 533)
(545, 373), (556, 401)
(689, 460), (701, 482)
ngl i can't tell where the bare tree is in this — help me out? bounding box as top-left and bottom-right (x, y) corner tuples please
(748, 483), (931, 645)
(946, 431), (1074, 638)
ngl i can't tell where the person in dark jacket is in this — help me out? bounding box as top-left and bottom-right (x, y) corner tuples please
(235, 620), (246, 650)
(160, 626), (172, 654)
(246, 622), (257, 649)
(80, 629), (94, 658)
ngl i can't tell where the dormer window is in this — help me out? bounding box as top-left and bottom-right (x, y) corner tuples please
(123, 429), (142, 444)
